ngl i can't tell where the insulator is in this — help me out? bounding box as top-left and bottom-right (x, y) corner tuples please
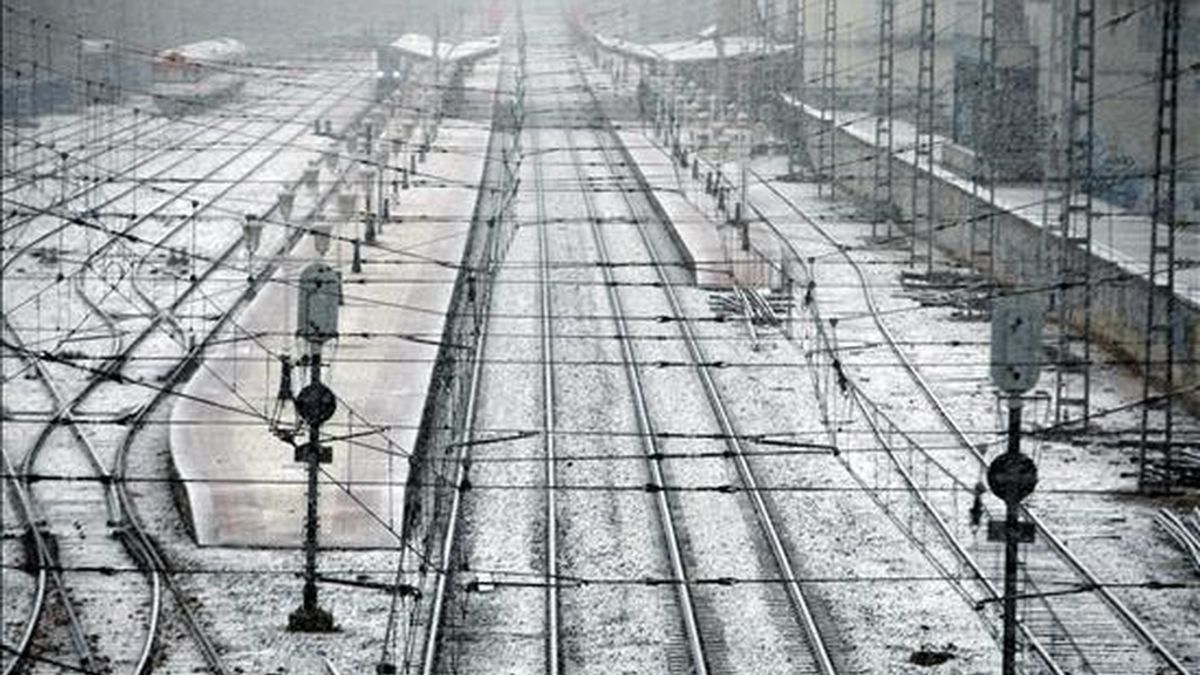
(365, 216), (377, 245)
(277, 355), (294, 401)
(970, 482), (986, 528)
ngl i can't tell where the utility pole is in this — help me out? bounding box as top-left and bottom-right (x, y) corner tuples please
(287, 263), (342, 633)
(988, 293), (1043, 674)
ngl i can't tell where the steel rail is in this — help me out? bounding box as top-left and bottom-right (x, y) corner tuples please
(563, 118), (711, 675)
(644, 122), (1068, 673)
(2, 73), (367, 675)
(0, 81), (292, 243)
(4, 113), (174, 193)
(108, 78), (374, 675)
(419, 40), (511, 675)
(578, 70), (837, 675)
(2, 318), (149, 674)
(12, 71), (359, 367)
(530, 123), (561, 675)
(0, 425), (61, 675)
(747, 167), (1191, 674)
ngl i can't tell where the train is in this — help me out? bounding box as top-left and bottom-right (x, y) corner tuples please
(151, 38), (248, 117)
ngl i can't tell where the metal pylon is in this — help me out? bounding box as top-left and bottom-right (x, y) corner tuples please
(969, 0), (998, 276)
(1052, 0), (1095, 427)
(871, 0), (895, 239)
(1039, 0), (1068, 279)
(793, 0), (806, 100)
(1138, 0), (1182, 491)
(818, 0), (836, 194)
(910, 0), (936, 272)
(788, 0), (811, 174)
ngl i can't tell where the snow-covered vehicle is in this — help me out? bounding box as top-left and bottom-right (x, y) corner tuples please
(151, 38), (247, 116)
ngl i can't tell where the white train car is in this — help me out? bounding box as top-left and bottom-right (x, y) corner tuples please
(151, 38), (247, 116)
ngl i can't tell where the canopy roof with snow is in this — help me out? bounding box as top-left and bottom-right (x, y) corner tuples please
(591, 31), (791, 65)
(388, 33), (501, 64)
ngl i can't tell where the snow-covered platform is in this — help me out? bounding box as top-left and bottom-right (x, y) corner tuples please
(616, 128), (733, 288)
(170, 112), (493, 548)
(388, 33), (501, 66)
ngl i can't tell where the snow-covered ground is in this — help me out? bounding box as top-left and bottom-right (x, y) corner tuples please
(3, 52), (384, 673)
(606, 104), (1199, 670)
(5, 7), (1198, 674)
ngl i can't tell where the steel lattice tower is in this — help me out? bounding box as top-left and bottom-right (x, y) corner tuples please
(910, 0), (936, 271)
(1139, 0), (1182, 491)
(871, 0), (895, 239)
(1039, 0), (1068, 284)
(818, 0), (836, 195)
(969, 0), (998, 276)
(1052, 0), (1096, 426)
(788, 0), (810, 174)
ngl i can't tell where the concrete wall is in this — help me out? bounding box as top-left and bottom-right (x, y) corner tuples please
(795, 104), (1200, 410)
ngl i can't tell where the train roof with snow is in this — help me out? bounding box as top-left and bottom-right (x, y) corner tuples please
(590, 31), (791, 65)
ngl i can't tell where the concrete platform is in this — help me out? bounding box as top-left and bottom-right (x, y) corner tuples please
(616, 127), (734, 288)
(170, 71), (496, 548)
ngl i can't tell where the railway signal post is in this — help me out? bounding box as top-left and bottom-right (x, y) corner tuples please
(287, 263), (342, 633)
(988, 293), (1043, 674)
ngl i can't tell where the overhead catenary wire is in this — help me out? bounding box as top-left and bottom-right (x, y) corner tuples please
(5, 2), (1198, 671)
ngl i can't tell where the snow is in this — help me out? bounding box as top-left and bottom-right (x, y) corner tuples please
(389, 33), (501, 65)
(158, 38), (248, 64)
(592, 32), (792, 64)
(3, 54), (384, 673)
(606, 86), (1199, 667)
(169, 92), (492, 547)
(6, 7), (1198, 673)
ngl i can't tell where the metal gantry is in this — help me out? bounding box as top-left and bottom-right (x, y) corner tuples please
(871, 0), (895, 239)
(818, 0), (836, 194)
(1139, 0), (1182, 491)
(910, 0), (936, 271)
(1053, 0), (1096, 426)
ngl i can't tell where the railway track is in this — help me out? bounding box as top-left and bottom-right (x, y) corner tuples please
(416, 22), (839, 670)
(562, 108), (710, 675)
(0, 80), (301, 256)
(569, 50), (838, 674)
(416, 39), (514, 675)
(3, 110), (174, 191)
(0, 79), (308, 243)
(1, 67), (371, 675)
(531, 120), (561, 675)
(673, 145), (1192, 673)
(745, 169), (1190, 674)
(3, 69), (360, 367)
